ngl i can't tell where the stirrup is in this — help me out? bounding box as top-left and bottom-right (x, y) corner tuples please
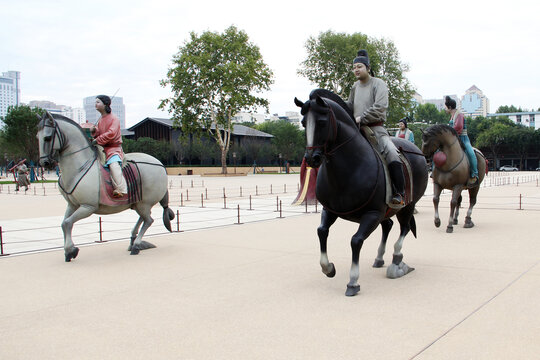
(391, 193), (404, 205)
(467, 176), (479, 187)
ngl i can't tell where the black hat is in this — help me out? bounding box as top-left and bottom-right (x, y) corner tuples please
(398, 117), (409, 128)
(353, 49), (370, 67)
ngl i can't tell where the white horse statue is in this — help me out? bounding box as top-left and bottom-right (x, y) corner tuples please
(37, 111), (175, 261)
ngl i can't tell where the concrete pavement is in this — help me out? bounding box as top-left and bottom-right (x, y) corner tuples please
(0, 173), (539, 359)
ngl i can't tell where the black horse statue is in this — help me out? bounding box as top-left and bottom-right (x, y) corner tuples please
(294, 89), (428, 296)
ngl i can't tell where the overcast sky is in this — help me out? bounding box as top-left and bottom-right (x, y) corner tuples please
(2, 0), (539, 127)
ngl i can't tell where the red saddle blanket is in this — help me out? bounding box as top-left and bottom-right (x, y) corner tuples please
(99, 162), (142, 206)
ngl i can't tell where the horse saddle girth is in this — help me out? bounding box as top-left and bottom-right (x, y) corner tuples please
(99, 162), (142, 206)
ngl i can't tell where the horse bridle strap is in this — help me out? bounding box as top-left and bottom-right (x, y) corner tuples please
(39, 121), (66, 162)
(305, 107), (341, 156)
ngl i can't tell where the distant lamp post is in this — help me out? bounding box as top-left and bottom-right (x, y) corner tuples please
(278, 153), (282, 173)
(233, 152), (237, 174)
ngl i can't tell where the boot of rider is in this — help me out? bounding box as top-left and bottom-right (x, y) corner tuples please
(388, 161), (405, 205)
(109, 161), (127, 197)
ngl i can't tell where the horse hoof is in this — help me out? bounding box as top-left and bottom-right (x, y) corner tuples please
(323, 263), (336, 278)
(434, 218), (441, 228)
(387, 262), (414, 278)
(130, 245), (140, 255)
(373, 259), (385, 268)
(464, 221), (475, 228)
(345, 284), (360, 296)
(446, 226), (453, 233)
(65, 247), (79, 262)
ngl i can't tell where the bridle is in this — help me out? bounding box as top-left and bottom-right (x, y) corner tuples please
(40, 117), (92, 163)
(305, 102), (358, 157)
(39, 117), (66, 164)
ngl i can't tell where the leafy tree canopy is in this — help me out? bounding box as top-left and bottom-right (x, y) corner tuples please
(0, 105), (43, 162)
(159, 25), (274, 173)
(297, 30), (415, 124)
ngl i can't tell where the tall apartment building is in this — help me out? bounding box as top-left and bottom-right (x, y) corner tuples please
(83, 95), (126, 129)
(0, 70), (21, 124)
(460, 85), (489, 118)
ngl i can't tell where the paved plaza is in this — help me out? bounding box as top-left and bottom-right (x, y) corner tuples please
(0, 172), (539, 359)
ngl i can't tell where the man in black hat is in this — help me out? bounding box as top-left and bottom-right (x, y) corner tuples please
(346, 49), (405, 205)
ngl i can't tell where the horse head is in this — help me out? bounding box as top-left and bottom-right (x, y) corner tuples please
(295, 95), (336, 168)
(37, 111), (65, 169)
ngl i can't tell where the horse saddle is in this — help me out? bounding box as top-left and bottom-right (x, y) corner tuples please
(360, 125), (413, 210)
(99, 162), (142, 206)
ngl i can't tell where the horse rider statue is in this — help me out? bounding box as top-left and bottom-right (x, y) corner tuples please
(345, 49), (406, 205)
(90, 95), (127, 198)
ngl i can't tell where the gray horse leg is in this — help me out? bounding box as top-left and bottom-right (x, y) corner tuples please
(62, 204), (96, 262)
(130, 205), (155, 255)
(433, 183), (442, 228)
(318, 209), (338, 278)
(347, 211), (381, 296)
(128, 217), (144, 251)
(386, 210), (415, 279)
(373, 218), (393, 268)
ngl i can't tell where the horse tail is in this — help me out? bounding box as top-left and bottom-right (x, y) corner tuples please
(409, 215), (417, 238)
(160, 190), (175, 232)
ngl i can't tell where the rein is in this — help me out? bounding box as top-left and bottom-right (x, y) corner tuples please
(306, 107), (359, 157)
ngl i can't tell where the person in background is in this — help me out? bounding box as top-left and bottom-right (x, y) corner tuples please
(394, 117), (414, 143)
(346, 49), (405, 205)
(15, 159), (30, 192)
(444, 96), (478, 187)
(91, 95), (127, 198)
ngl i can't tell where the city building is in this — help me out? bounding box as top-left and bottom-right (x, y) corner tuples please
(460, 85), (489, 118)
(0, 70), (21, 124)
(423, 94), (460, 111)
(231, 112), (267, 124)
(486, 111), (539, 130)
(83, 95), (126, 129)
(28, 100), (86, 124)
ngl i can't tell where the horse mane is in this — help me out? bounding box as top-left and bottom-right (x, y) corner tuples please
(309, 89), (354, 120)
(423, 124), (464, 149)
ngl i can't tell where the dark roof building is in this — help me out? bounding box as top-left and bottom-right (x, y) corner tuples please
(127, 117), (273, 145)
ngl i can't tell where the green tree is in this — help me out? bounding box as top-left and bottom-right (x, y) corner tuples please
(0, 105), (43, 162)
(476, 123), (511, 169)
(496, 105), (523, 113)
(123, 137), (171, 164)
(159, 25), (274, 174)
(506, 125), (536, 170)
(255, 120), (305, 165)
(297, 30), (415, 123)
(413, 103), (447, 124)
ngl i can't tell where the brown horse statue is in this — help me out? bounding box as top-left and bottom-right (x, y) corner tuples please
(421, 124), (487, 233)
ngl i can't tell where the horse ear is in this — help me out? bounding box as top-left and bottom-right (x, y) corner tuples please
(46, 110), (55, 125)
(315, 95), (326, 107)
(294, 97), (304, 108)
